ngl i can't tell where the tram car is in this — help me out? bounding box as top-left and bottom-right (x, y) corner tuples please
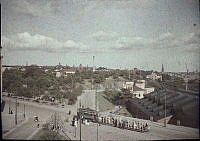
(77, 108), (98, 122)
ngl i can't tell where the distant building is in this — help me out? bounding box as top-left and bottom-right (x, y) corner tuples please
(146, 72), (162, 81)
(2, 66), (13, 72)
(96, 67), (109, 71)
(22, 84), (27, 88)
(20, 68), (26, 71)
(56, 72), (62, 78)
(123, 80), (155, 99)
(130, 68), (140, 74)
(123, 82), (134, 90)
(64, 70), (76, 77)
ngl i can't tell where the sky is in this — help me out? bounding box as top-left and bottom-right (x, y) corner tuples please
(1, 0), (200, 72)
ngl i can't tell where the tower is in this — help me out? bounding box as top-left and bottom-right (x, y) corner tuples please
(161, 64), (164, 73)
(93, 56), (95, 72)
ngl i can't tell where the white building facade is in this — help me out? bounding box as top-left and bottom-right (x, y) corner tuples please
(123, 80), (155, 99)
(146, 72), (162, 81)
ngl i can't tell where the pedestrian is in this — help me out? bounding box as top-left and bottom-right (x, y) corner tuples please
(69, 110), (71, 115)
(37, 123), (40, 128)
(72, 120), (75, 126)
(75, 120), (77, 127)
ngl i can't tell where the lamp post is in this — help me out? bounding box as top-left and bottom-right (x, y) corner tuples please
(9, 100), (11, 114)
(23, 104), (25, 118)
(15, 99), (18, 125)
(79, 115), (82, 141)
(164, 90), (166, 127)
(79, 100), (82, 141)
(95, 84), (98, 141)
(0, 46), (3, 104)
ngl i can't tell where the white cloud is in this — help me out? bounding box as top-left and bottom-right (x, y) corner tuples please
(111, 31), (200, 51)
(91, 30), (119, 41)
(112, 36), (155, 50)
(1, 32), (89, 53)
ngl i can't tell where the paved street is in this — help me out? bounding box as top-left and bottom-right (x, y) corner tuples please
(2, 97), (71, 140)
(64, 120), (199, 140)
(3, 118), (40, 140)
(2, 95), (199, 140)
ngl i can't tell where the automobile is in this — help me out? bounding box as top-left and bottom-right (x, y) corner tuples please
(18, 97), (24, 100)
(12, 96), (17, 98)
(24, 98), (30, 101)
(41, 101), (48, 104)
(32, 99), (39, 103)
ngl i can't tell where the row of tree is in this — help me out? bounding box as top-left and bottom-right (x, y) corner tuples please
(2, 66), (82, 103)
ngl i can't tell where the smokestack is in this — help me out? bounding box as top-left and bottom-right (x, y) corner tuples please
(93, 56), (95, 72)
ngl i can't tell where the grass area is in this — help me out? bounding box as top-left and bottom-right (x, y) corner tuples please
(31, 128), (66, 140)
(97, 92), (115, 112)
(114, 106), (132, 117)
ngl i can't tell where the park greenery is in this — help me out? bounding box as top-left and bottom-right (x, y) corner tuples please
(2, 66), (133, 104)
(3, 65), (187, 105)
(3, 66), (84, 104)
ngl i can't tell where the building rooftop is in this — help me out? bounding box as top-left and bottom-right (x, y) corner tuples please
(133, 86), (144, 91)
(126, 89), (199, 128)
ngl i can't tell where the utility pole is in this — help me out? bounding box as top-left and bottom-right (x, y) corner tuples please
(95, 85), (98, 141)
(23, 104), (25, 118)
(79, 100), (82, 141)
(15, 99), (18, 125)
(8, 100), (11, 114)
(75, 125), (76, 137)
(0, 46), (3, 104)
(164, 91), (166, 127)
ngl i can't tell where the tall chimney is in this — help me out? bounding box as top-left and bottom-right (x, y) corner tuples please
(93, 56), (95, 72)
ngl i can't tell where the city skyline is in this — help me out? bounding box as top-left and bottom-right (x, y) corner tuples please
(1, 0), (200, 72)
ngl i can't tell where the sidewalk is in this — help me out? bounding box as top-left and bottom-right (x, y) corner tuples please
(3, 118), (40, 140)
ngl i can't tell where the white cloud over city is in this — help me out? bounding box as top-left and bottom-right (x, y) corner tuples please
(1, 32), (89, 53)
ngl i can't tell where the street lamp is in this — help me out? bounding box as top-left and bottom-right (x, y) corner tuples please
(95, 84), (99, 141)
(164, 89), (166, 127)
(0, 46), (3, 104)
